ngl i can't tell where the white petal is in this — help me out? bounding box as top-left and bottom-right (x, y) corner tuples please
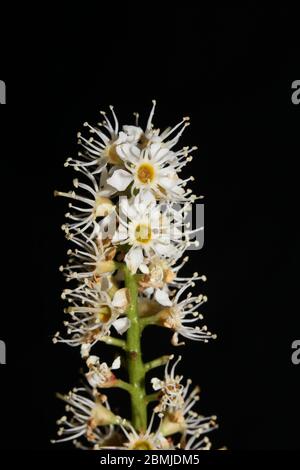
(149, 142), (162, 158)
(112, 317), (131, 335)
(80, 343), (91, 358)
(86, 371), (101, 388)
(151, 377), (163, 391)
(143, 287), (154, 297)
(125, 247), (144, 274)
(154, 242), (170, 256)
(142, 190), (156, 207)
(122, 125), (143, 142)
(112, 227), (128, 243)
(139, 263), (149, 274)
(157, 175), (177, 189)
(117, 143), (140, 163)
(115, 131), (130, 144)
(111, 356), (121, 370)
(107, 169), (133, 191)
(151, 145), (170, 162)
(112, 288), (128, 309)
(154, 288), (172, 306)
(86, 355), (100, 367)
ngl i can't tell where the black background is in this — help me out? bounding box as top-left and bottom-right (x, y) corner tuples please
(0, 6), (299, 454)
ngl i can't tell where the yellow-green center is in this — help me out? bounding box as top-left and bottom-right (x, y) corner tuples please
(130, 439), (154, 450)
(97, 306), (112, 323)
(135, 224), (152, 244)
(137, 163), (155, 184)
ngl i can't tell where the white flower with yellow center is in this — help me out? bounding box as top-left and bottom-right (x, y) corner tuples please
(53, 285), (130, 356)
(101, 413), (171, 450)
(107, 142), (194, 201)
(112, 192), (184, 274)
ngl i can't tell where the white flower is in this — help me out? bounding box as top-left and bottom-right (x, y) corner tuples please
(101, 412), (171, 450)
(120, 100), (194, 151)
(52, 387), (120, 445)
(151, 355), (218, 445)
(86, 355), (121, 388)
(138, 256), (176, 306)
(107, 142), (193, 201)
(59, 233), (117, 283)
(151, 355), (184, 412)
(64, 106), (126, 173)
(159, 381), (218, 439)
(158, 281), (215, 345)
(53, 285), (130, 354)
(112, 192), (190, 273)
(55, 167), (116, 237)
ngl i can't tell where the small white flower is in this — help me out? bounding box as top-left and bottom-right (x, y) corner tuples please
(159, 281), (215, 345)
(107, 142), (191, 201)
(138, 256), (176, 305)
(55, 167), (116, 237)
(51, 387), (119, 445)
(86, 355), (121, 388)
(59, 233), (117, 283)
(151, 355), (184, 412)
(65, 106), (126, 173)
(159, 381), (218, 439)
(120, 100), (194, 152)
(53, 285), (130, 353)
(112, 192), (189, 273)
(101, 412), (171, 450)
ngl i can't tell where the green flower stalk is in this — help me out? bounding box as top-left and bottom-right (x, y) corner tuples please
(124, 265), (147, 431)
(52, 102), (219, 450)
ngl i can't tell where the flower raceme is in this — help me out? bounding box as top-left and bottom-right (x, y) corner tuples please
(53, 102), (220, 450)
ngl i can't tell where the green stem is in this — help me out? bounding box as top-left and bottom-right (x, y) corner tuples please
(139, 312), (163, 330)
(144, 355), (170, 372)
(124, 265), (147, 431)
(144, 392), (160, 404)
(110, 379), (133, 394)
(100, 336), (127, 350)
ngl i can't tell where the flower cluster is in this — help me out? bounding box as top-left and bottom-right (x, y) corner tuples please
(53, 102), (219, 450)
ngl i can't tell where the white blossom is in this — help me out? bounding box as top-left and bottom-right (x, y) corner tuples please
(112, 191), (195, 273)
(85, 355), (121, 388)
(107, 142), (195, 201)
(51, 387), (119, 445)
(159, 281), (216, 346)
(55, 167), (116, 237)
(53, 285), (130, 355)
